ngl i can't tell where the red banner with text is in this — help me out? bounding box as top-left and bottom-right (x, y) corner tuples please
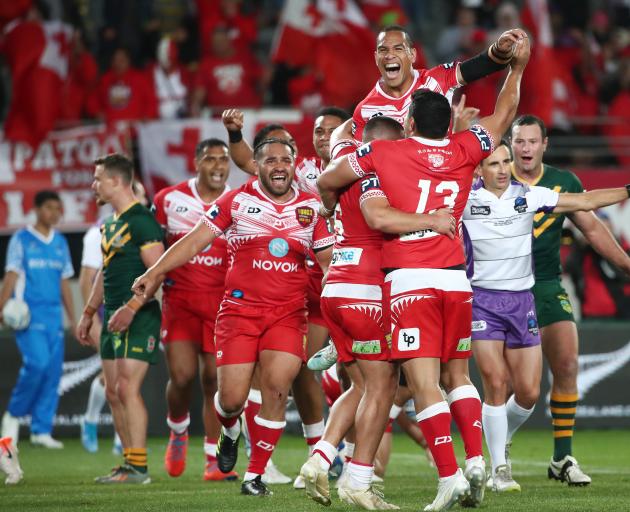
(0, 124), (131, 232)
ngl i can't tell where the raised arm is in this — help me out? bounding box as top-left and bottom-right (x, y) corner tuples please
(477, 30), (530, 145)
(554, 187), (630, 214)
(222, 108), (257, 175)
(456, 29), (521, 85)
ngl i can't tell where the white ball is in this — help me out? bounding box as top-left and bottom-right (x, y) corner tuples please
(2, 299), (30, 331)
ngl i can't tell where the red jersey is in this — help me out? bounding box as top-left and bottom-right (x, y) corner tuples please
(352, 65), (460, 141)
(153, 178), (229, 293)
(95, 68), (157, 123)
(295, 156), (324, 196)
(202, 180), (334, 307)
(196, 53), (261, 109)
(348, 125), (494, 269)
(328, 144), (385, 285)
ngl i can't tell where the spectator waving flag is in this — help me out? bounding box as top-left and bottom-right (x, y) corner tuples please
(520, 0), (554, 126)
(1, 19), (73, 148)
(272, 0), (378, 108)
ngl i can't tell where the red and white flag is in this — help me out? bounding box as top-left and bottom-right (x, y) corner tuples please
(1, 19), (74, 148)
(272, 0), (378, 106)
(520, 0), (554, 126)
(137, 119), (253, 196)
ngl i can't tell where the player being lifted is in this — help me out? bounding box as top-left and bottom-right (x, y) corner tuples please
(351, 24), (525, 140)
(464, 141), (630, 492)
(132, 138), (334, 497)
(153, 138), (237, 481)
(317, 31), (530, 512)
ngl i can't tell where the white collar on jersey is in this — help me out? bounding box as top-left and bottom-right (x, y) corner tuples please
(375, 69), (420, 100)
(27, 225), (55, 244)
(410, 135), (450, 147)
(253, 179), (300, 205)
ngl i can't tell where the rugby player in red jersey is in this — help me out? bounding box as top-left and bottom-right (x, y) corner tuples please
(133, 138), (334, 497)
(352, 24), (523, 141)
(300, 115), (456, 509)
(318, 33), (530, 512)
(152, 138), (237, 481)
(222, 107), (350, 484)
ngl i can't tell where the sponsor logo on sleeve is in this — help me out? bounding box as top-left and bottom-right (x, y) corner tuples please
(470, 125), (492, 152)
(471, 205), (491, 216)
(397, 328), (420, 352)
(207, 204), (220, 220)
(230, 289), (244, 299)
(356, 143), (373, 158)
(360, 175), (381, 193)
(296, 206), (314, 227)
(514, 196), (528, 213)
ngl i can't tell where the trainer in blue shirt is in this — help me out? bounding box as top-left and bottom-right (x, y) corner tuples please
(0, 190), (76, 448)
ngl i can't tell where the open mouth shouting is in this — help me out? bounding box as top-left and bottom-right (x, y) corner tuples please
(384, 63), (401, 81)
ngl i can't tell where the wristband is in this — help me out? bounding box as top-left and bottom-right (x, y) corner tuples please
(83, 305), (97, 317)
(125, 296), (143, 313)
(459, 50), (509, 84)
(626, 184), (630, 198)
(228, 129), (243, 144)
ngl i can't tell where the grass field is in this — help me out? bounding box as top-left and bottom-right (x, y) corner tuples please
(2, 430), (629, 512)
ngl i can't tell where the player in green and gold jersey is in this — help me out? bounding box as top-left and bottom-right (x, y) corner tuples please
(77, 154), (164, 484)
(511, 115), (630, 486)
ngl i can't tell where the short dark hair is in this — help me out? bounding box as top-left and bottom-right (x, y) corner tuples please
(34, 190), (61, 208)
(253, 124), (287, 149)
(378, 24), (413, 48)
(94, 153), (134, 184)
(364, 116), (404, 142)
(409, 90), (451, 139)
(253, 138), (296, 161)
(511, 115), (547, 139)
(195, 138), (228, 159)
(315, 106), (351, 122)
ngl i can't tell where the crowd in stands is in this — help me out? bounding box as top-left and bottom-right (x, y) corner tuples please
(0, 0), (629, 162)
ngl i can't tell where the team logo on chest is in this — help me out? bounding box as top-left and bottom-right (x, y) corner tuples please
(428, 153), (445, 168)
(295, 206), (315, 227)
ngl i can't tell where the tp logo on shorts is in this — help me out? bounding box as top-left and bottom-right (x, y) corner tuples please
(147, 336), (156, 353)
(268, 238), (289, 258)
(398, 328), (420, 352)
